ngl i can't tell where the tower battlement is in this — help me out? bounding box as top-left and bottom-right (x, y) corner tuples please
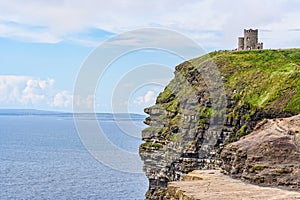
(244, 29), (258, 33)
(238, 29), (263, 50)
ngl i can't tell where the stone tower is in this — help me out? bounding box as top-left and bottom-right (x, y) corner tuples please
(238, 37), (245, 50)
(238, 29), (263, 50)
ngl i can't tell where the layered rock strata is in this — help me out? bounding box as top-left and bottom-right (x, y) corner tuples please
(221, 114), (300, 189)
(139, 49), (300, 199)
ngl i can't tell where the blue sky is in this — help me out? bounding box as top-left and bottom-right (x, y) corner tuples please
(0, 0), (299, 113)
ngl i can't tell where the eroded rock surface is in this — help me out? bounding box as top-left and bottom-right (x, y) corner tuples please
(221, 114), (300, 189)
(165, 170), (300, 200)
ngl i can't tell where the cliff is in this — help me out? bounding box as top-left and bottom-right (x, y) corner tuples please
(139, 49), (300, 199)
(221, 114), (300, 188)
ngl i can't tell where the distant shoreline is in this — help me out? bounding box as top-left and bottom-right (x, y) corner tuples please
(0, 109), (146, 119)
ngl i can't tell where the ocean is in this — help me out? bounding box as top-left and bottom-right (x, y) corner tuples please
(0, 112), (148, 199)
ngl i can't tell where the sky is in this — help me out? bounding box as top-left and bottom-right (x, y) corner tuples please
(0, 0), (299, 113)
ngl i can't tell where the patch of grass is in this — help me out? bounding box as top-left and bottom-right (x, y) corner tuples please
(157, 87), (174, 103)
(171, 133), (179, 142)
(236, 124), (247, 137)
(252, 165), (269, 171)
(285, 87), (300, 113)
(209, 49), (300, 114)
(199, 107), (213, 118)
(276, 167), (290, 173)
(140, 142), (163, 149)
(165, 98), (179, 113)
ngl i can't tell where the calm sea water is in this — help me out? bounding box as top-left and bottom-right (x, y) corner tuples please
(0, 113), (148, 199)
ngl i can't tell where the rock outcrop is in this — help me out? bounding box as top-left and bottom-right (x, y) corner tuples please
(139, 49), (300, 199)
(165, 170), (300, 199)
(221, 114), (300, 189)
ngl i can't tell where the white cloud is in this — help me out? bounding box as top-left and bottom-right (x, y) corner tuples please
(0, 23), (60, 43)
(52, 90), (73, 108)
(0, 0), (299, 48)
(0, 76), (72, 109)
(0, 76), (28, 103)
(144, 91), (155, 103)
(134, 90), (156, 105)
(21, 78), (55, 105)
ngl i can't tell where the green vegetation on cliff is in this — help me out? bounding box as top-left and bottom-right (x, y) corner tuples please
(209, 49), (300, 113)
(150, 49), (300, 142)
(140, 49), (300, 200)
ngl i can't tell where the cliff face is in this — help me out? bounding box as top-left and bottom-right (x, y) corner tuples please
(139, 49), (300, 199)
(221, 114), (300, 189)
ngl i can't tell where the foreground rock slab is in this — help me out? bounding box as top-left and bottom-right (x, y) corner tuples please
(165, 170), (300, 200)
(221, 114), (300, 188)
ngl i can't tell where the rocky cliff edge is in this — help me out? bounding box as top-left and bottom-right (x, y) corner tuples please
(139, 49), (300, 199)
(221, 114), (300, 189)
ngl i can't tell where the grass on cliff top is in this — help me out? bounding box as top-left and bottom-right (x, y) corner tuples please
(190, 49), (300, 114)
(146, 49), (300, 141)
